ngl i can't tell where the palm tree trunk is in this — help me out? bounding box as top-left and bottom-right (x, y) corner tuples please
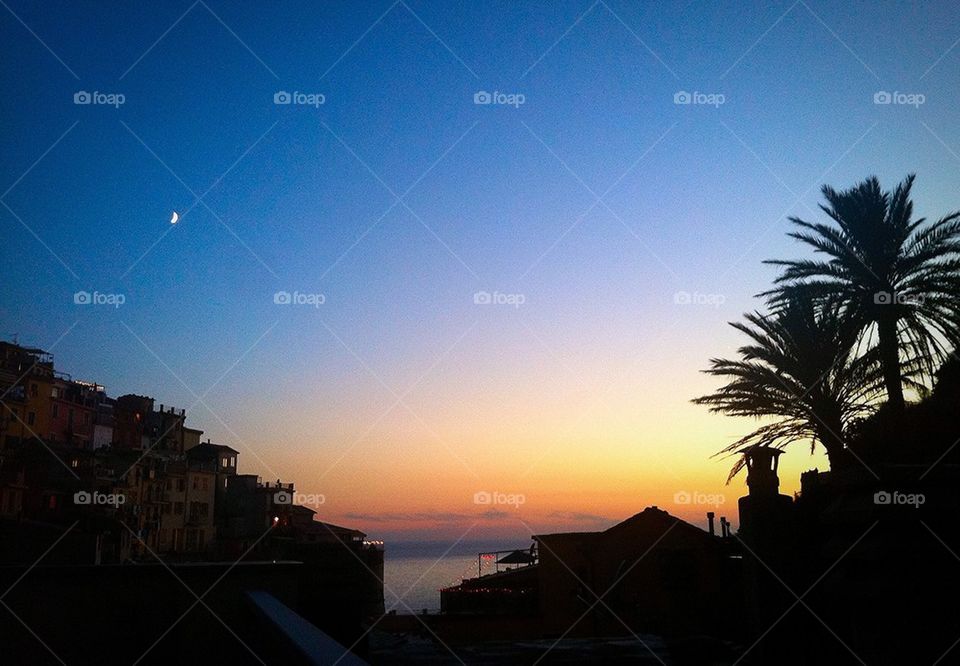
(816, 420), (846, 470)
(877, 313), (905, 411)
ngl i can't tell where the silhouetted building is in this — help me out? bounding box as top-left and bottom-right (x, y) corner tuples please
(434, 507), (743, 653)
(0, 338), (383, 660)
(113, 394), (153, 449)
(0, 341), (57, 447)
(536, 507), (742, 640)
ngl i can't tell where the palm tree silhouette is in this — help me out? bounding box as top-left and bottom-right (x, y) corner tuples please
(764, 175), (960, 411)
(694, 291), (882, 480)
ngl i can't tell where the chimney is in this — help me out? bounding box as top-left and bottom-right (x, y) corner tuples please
(720, 517), (729, 537)
(707, 511), (716, 536)
(159, 404), (164, 412)
(745, 447), (783, 497)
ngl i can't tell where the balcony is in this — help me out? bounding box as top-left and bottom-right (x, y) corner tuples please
(259, 481), (294, 492)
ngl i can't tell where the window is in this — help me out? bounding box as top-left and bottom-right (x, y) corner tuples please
(177, 479), (185, 492)
(27, 412), (35, 426)
(174, 502), (184, 515)
(30, 384), (38, 397)
(192, 477), (199, 490)
(221, 457), (228, 468)
(52, 404), (59, 418)
(188, 501), (209, 520)
(201, 477), (209, 491)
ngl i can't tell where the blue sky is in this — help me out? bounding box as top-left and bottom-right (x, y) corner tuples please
(3, 0), (960, 539)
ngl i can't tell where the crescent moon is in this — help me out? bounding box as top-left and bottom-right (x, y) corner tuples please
(170, 211), (179, 224)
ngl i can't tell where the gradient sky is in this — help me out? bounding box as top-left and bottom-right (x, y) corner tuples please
(3, 1), (960, 542)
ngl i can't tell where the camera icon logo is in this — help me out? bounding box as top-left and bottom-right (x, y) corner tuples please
(873, 91), (892, 105)
(74, 291), (92, 305)
(673, 290), (692, 305)
(473, 491), (492, 505)
(274, 91), (292, 105)
(274, 490), (292, 505)
(74, 91), (92, 105)
(473, 91), (492, 105)
(273, 291), (292, 305)
(873, 491), (891, 505)
(673, 491), (692, 504)
(874, 291), (892, 305)
(674, 90), (692, 105)
(473, 291), (492, 305)
(74, 491), (92, 505)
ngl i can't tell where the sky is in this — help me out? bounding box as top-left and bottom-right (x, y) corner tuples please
(3, 0), (960, 542)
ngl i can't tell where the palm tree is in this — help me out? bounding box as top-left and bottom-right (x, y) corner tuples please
(765, 175), (960, 411)
(693, 292), (882, 481)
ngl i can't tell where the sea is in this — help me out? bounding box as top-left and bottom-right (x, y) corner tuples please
(383, 540), (528, 613)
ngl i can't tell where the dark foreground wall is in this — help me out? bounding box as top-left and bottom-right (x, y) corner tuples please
(0, 561), (307, 665)
(739, 467), (960, 665)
